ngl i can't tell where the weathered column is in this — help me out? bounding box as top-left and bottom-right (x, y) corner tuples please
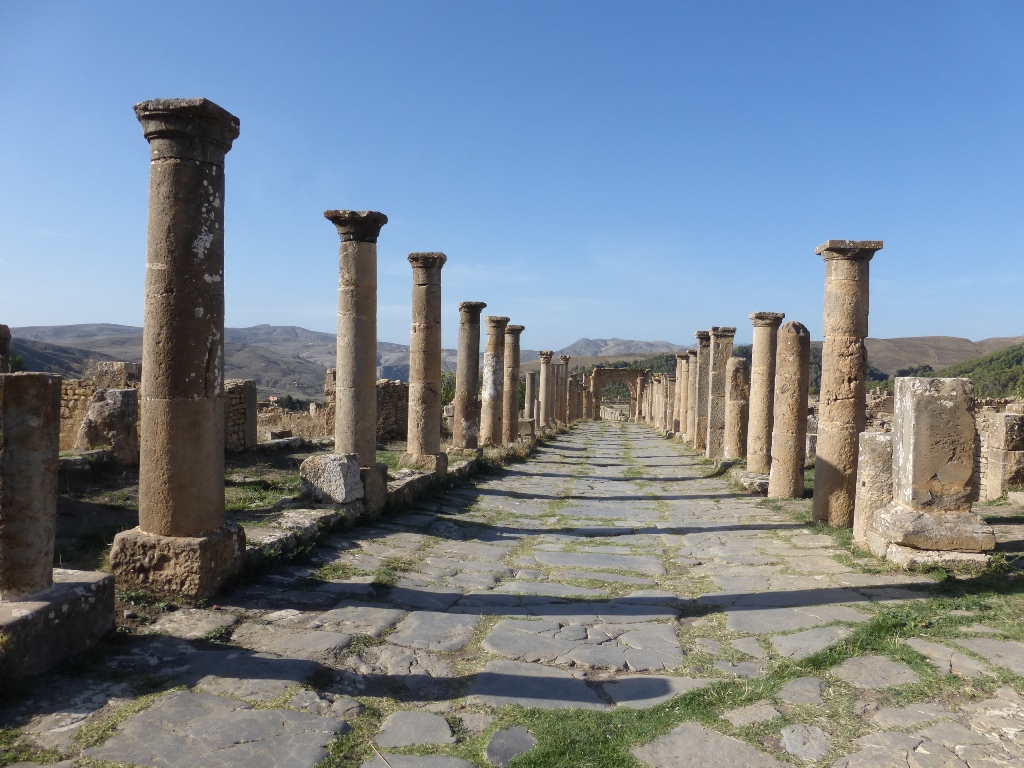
(452, 301), (487, 450)
(724, 357), (750, 460)
(539, 351), (553, 429)
(673, 354), (685, 433)
(0, 373), (61, 598)
(693, 332), (711, 450)
(706, 326), (736, 461)
(853, 432), (893, 548)
(325, 210), (387, 467)
(747, 312), (785, 475)
(768, 321), (810, 499)
(665, 378), (675, 432)
(401, 252), (448, 478)
(524, 370), (537, 421)
(867, 378), (995, 567)
(813, 240), (883, 527)
(559, 355), (571, 423)
(0, 325), (10, 373)
(502, 324), (524, 444)
(685, 350), (698, 443)
(111, 98), (244, 599)
(480, 316), (509, 446)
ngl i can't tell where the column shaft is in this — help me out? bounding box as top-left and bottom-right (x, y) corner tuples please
(539, 352), (553, 428)
(768, 322), (810, 499)
(406, 253), (447, 457)
(747, 312), (785, 474)
(480, 316), (509, 445)
(452, 301), (486, 449)
(705, 327), (736, 460)
(502, 325), (524, 443)
(724, 357), (750, 460)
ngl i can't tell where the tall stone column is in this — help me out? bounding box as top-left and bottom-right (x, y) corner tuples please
(685, 350), (698, 443)
(401, 253), (448, 478)
(539, 351), (553, 429)
(747, 312), (785, 474)
(524, 370), (537, 421)
(666, 378), (676, 434)
(706, 327), (736, 460)
(768, 322), (810, 499)
(502, 324), (524, 444)
(559, 355), (571, 423)
(111, 98), (243, 599)
(673, 354), (685, 433)
(325, 210), (387, 467)
(0, 373), (61, 598)
(0, 325), (10, 373)
(480, 316), (509, 446)
(813, 240), (883, 528)
(693, 332), (711, 450)
(452, 301), (487, 450)
(724, 357), (750, 460)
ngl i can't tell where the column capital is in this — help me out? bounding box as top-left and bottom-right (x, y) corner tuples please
(559, 354), (570, 364)
(815, 240), (883, 261)
(687, 349), (697, 358)
(408, 252), (447, 270)
(694, 330), (711, 343)
(484, 316), (510, 333)
(324, 210), (388, 243)
(134, 98), (239, 162)
(458, 301), (487, 322)
(749, 311), (785, 328)
(709, 326), (737, 339)
(505, 324), (525, 337)
(539, 350), (554, 362)
(675, 352), (687, 360)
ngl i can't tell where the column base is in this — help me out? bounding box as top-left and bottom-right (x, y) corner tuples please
(399, 452), (448, 481)
(110, 522), (245, 599)
(0, 569), (114, 681)
(361, 463), (389, 519)
(448, 447), (484, 459)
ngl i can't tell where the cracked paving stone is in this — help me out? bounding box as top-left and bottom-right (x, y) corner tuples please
(906, 638), (989, 678)
(953, 638), (1024, 676)
(777, 677), (825, 706)
(83, 691), (348, 768)
(769, 626), (852, 660)
(386, 611), (481, 652)
(148, 608), (238, 640)
(722, 701), (781, 727)
(468, 659), (607, 710)
(230, 623), (352, 662)
(780, 724), (830, 761)
(307, 601), (407, 637)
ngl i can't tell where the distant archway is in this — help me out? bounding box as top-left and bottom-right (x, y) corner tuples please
(590, 367), (646, 421)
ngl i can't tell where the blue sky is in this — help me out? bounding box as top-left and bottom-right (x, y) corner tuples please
(2, 1), (1023, 350)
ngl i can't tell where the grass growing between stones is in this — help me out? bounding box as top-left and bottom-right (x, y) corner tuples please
(0, 726), (65, 766)
(225, 475), (301, 513)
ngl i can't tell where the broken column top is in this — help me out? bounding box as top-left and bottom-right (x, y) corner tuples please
(408, 252), (447, 269)
(750, 312), (785, 327)
(709, 327), (737, 338)
(815, 240), (884, 260)
(559, 354), (570, 363)
(687, 349), (698, 358)
(539, 350), (553, 361)
(134, 98), (240, 158)
(324, 210), (388, 242)
(459, 301), (487, 317)
(694, 330), (711, 342)
(485, 316), (511, 331)
(505, 324), (525, 336)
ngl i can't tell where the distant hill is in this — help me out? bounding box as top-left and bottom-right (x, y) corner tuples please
(863, 336), (1024, 376)
(559, 338), (689, 358)
(9, 338), (118, 378)
(932, 343), (1024, 398)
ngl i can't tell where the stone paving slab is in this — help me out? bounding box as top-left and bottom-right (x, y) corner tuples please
(83, 691), (348, 768)
(832, 656), (920, 689)
(386, 611), (481, 652)
(468, 659), (608, 710)
(632, 721), (784, 767)
(148, 608), (238, 640)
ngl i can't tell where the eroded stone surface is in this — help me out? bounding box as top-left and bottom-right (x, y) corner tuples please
(832, 656), (920, 689)
(632, 721), (784, 767)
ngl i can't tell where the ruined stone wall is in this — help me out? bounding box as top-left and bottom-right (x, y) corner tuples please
(224, 379), (257, 452)
(60, 379), (97, 451)
(376, 379), (409, 442)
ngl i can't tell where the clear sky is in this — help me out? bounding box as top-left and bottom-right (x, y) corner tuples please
(2, 1), (1023, 350)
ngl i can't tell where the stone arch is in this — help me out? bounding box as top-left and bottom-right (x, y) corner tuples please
(591, 367), (647, 421)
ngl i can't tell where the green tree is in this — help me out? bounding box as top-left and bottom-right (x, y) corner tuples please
(441, 370), (457, 406)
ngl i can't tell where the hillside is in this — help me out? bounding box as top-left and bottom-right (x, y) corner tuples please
(864, 335), (1024, 376)
(9, 338), (118, 377)
(933, 343), (1024, 398)
(559, 338), (689, 358)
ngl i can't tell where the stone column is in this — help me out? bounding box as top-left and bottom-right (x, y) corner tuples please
(325, 210), (387, 467)
(853, 432), (893, 548)
(724, 358), (750, 460)
(0, 373), (61, 598)
(673, 354), (685, 433)
(768, 321), (810, 499)
(452, 301), (487, 450)
(524, 370), (536, 421)
(502, 324), (524, 444)
(111, 98), (244, 599)
(559, 355), (571, 423)
(685, 350), (698, 443)
(539, 351), (553, 429)
(813, 240), (883, 527)
(480, 316), (509, 446)
(867, 378), (995, 567)
(747, 312), (785, 474)
(401, 252), (448, 478)
(693, 332), (711, 450)
(706, 326), (736, 461)
(0, 325), (10, 372)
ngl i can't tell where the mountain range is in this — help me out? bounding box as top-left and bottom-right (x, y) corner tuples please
(9, 324), (1024, 400)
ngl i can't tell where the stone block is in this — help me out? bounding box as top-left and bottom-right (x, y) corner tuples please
(109, 522), (245, 599)
(853, 432), (893, 547)
(361, 463), (388, 519)
(872, 502), (995, 552)
(892, 377), (976, 512)
(0, 569), (114, 680)
(990, 412), (1024, 451)
(89, 361), (142, 389)
(986, 447), (1024, 499)
(75, 388), (140, 464)
(300, 454), (364, 504)
(399, 452), (448, 481)
(884, 543), (991, 569)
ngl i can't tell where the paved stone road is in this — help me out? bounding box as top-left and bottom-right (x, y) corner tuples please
(7, 422), (1024, 767)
